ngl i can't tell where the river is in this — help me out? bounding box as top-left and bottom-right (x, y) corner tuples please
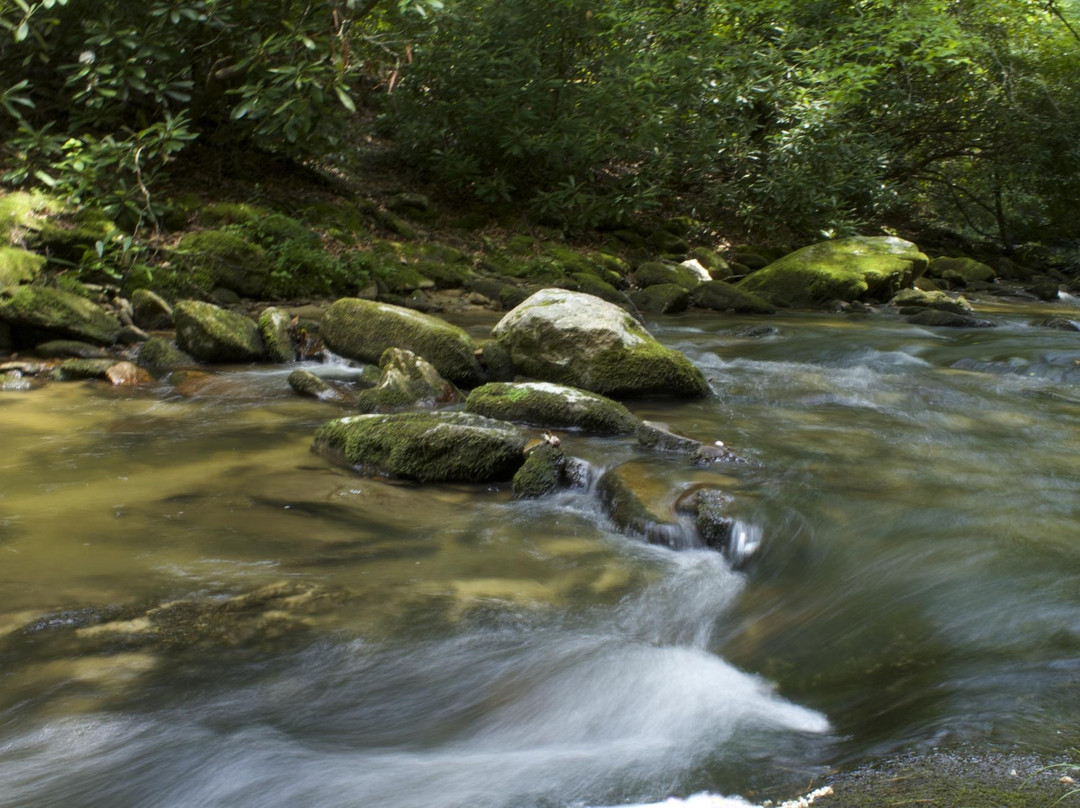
(2, 298), (1079, 807)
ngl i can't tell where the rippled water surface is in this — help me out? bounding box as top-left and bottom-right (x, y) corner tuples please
(2, 299), (1080, 807)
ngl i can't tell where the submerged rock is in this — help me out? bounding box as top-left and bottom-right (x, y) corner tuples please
(312, 411), (526, 483)
(0, 285), (122, 346)
(636, 420), (741, 464)
(492, 289), (709, 398)
(355, 347), (462, 412)
(465, 381), (639, 434)
(736, 237), (928, 308)
(597, 461), (690, 549)
(173, 300), (266, 362)
(321, 297), (484, 387)
(906, 309), (995, 329)
(287, 368), (356, 403)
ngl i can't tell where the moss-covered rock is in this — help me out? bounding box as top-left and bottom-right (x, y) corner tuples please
(287, 368), (356, 403)
(413, 261), (474, 289)
(633, 261), (701, 290)
(492, 289), (709, 399)
(173, 300), (266, 362)
(559, 272), (638, 313)
(512, 443), (568, 499)
(0, 247), (45, 289)
(736, 237), (928, 308)
(51, 358), (117, 380)
(690, 280), (775, 314)
(30, 208), (117, 263)
(32, 339), (111, 359)
(906, 309), (996, 328)
(689, 247), (732, 279)
(927, 256), (997, 286)
(130, 288), (173, 330)
(636, 420), (740, 464)
(257, 307), (295, 363)
(466, 381), (639, 434)
(477, 339), (516, 382)
(630, 283), (690, 314)
(321, 297), (484, 387)
(695, 488), (735, 553)
(378, 264), (436, 295)
(312, 410), (526, 483)
(889, 288), (973, 315)
(0, 285), (122, 346)
(354, 347), (462, 413)
(175, 230), (268, 297)
(136, 336), (195, 369)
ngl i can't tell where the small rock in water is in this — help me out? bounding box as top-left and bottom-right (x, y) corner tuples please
(105, 361), (155, 387)
(288, 368), (356, 404)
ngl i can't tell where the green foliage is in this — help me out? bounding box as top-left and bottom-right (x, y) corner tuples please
(0, 0), (439, 229)
(390, 0), (1080, 243)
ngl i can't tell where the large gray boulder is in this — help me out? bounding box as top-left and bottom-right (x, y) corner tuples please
(0, 285), (122, 345)
(465, 381), (639, 434)
(312, 411), (526, 483)
(321, 297), (484, 387)
(173, 300), (266, 362)
(355, 347), (462, 412)
(736, 236), (928, 308)
(491, 289), (709, 398)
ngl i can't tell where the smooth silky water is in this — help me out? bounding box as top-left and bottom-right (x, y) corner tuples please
(2, 300), (1079, 807)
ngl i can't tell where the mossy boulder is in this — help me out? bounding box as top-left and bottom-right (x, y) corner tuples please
(927, 256), (997, 286)
(889, 288), (973, 316)
(633, 261), (701, 290)
(137, 337), (195, 369)
(689, 247), (732, 279)
(355, 347), (461, 413)
(312, 410), (526, 483)
(690, 280), (775, 314)
(130, 289), (173, 330)
(321, 297), (484, 387)
(33, 339), (111, 359)
(176, 230), (268, 297)
(906, 309), (996, 329)
(466, 381), (639, 434)
(257, 307), (295, 363)
(378, 265), (435, 295)
(477, 340), (516, 382)
(736, 237), (929, 308)
(630, 283), (690, 314)
(172, 300), (266, 362)
(0, 285), (122, 346)
(287, 369), (356, 403)
(51, 358), (117, 380)
(30, 208), (116, 263)
(0, 247), (45, 289)
(512, 443), (569, 499)
(491, 289), (709, 399)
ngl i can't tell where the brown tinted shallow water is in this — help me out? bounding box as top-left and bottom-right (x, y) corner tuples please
(2, 298), (1080, 807)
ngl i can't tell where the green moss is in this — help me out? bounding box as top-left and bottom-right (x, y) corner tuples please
(172, 300), (266, 362)
(633, 261), (700, 289)
(736, 236), (928, 308)
(629, 283), (689, 314)
(321, 297), (484, 386)
(466, 381), (640, 434)
(512, 444), (567, 499)
(412, 261), (473, 289)
(31, 208), (117, 262)
(690, 280), (775, 314)
(928, 255), (997, 284)
(378, 265), (435, 295)
(0, 191), (65, 243)
(312, 411), (526, 482)
(137, 337), (195, 369)
(51, 358), (117, 380)
(257, 307), (295, 363)
(197, 202), (271, 228)
(507, 234), (537, 255)
(176, 230), (267, 297)
(0, 285), (122, 345)
(0, 247), (46, 288)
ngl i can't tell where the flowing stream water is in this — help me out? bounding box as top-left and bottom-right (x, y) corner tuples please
(2, 298), (1080, 807)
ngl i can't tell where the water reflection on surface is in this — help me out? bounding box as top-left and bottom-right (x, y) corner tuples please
(3, 300), (1080, 806)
